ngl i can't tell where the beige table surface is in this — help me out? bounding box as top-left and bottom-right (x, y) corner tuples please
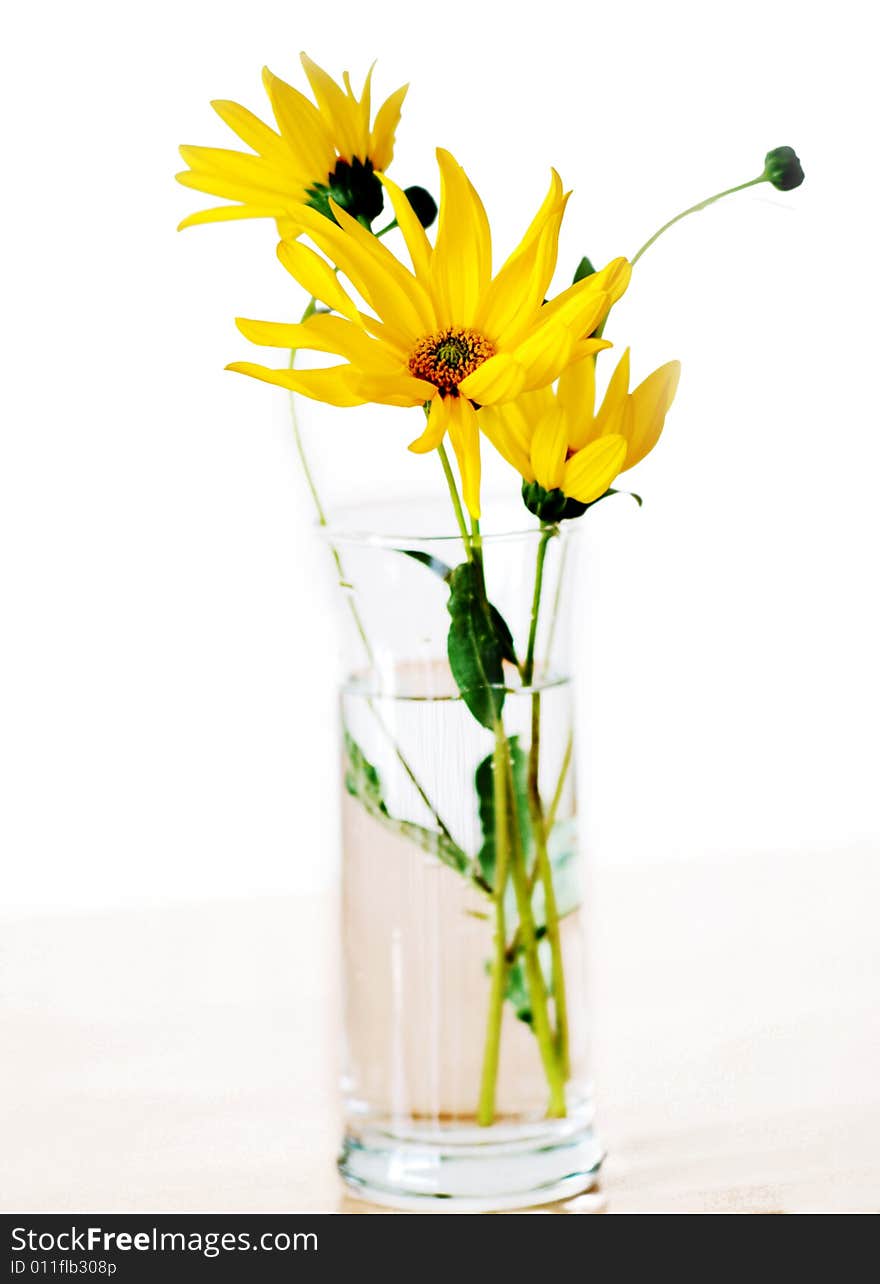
(2, 848), (878, 1214)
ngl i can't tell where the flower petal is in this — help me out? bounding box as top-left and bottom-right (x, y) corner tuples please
(210, 99), (289, 161)
(431, 149), (492, 327)
(408, 395), (446, 453)
(621, 360), (682, 470)
(530, 405), (569, 491)
(276, 239), (361, 322)
(352, 63), (373, 128)
(562, 434), (627, 503)
(598, 257), (631, 308)
(290, 201), (432, 340)
(478, 404), (534, 481)
(508, 318), (575, 392)
(225, 361), (365, 406)
(370, 83), (408, 171)
(235, 313), (402, 374)
(568, 336), (613, 362)
(499, 169), (564, 272)
(445, 395), (482, 518)
(476, 174), (567, 339)
(540, 282), (610, 339)
(330, 199), (436, 332)
(593, 348), (631, 437)
(543, 257), (630, 330)
(299, 53), (364, 159)
(176, 153), (292, 206)
(348, 372), (435, 407)
(458, 352), (525, 405)
(261, 67), (335, 177)
(378, 174), (432, 278)
(557, 354), (596, 451)
(178, 203), (277, 231)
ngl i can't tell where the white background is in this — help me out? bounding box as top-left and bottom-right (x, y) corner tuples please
(1, 0), (877, 912)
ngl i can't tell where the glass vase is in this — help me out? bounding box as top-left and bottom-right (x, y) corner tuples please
(326, 502), (602, 1211)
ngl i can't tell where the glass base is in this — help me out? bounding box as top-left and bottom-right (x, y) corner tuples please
(338, 1111), (604, 1212)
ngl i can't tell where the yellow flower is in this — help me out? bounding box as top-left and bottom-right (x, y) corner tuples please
(227, 149), (630, 516)
(480, 348), (681, 513)
(176, 53), (407, 231)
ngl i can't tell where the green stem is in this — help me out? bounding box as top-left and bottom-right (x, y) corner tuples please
(527, 698), (571, 1077)
(437, 441), (473, 562)
(630, 175), (767, 267)
(503, 738), (567, 1118)
(470, 516), (483, 561)
(444, 491), (564, 1117)
(523, 526), (570, 1074)
(504, 732), (572, 948)
(522, 527), (554, 687)
(469, 516), (489, 597)
(434, 442), (517, 1124)
(542, 535), (568, 673)
(545, 730), (573, 837)
(477, 723), (512, 1126)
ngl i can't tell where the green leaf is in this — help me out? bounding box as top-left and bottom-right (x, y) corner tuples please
(585, 486), (643, 512)
(400, 548), (454, 581)
(344, 731), (389, 817)
(446, 561), (510, 729)
(503, 959), (533, 1026)
(344, 731), (475, 883)
(605, 486), (643, 507)
(540, 816), (582, 923)
(502, 941), (554, 1027)
(489, 604), (518, 667)
(395, 819), (474, 879)
(573, 255), (596, 284)
(402, 549), (518, 667)
(474, 736), (532, 891)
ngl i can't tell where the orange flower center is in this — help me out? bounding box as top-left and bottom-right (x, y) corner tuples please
(408, 327), (496, 397)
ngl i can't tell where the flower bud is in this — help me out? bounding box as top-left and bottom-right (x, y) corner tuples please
(404, 186), (438, 229)
(763, 146), (804, 192)
(522, 481), (587, 523)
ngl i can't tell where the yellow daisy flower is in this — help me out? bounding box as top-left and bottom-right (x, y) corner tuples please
(176, 53), (408, 231)
(479, 348), (681, 517)
(227, 149), (631, 516)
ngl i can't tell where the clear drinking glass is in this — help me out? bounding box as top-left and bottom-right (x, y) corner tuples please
(325, 500), (602, 1211)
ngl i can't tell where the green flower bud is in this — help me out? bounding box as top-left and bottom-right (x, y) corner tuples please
(522, 481), (587, 523)
(763, 146), (805, 192)
(404, 186), (438, 229)
(522, 481), (641, 522)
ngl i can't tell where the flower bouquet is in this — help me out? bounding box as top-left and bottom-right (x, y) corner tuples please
(177, 54), (803, 1210)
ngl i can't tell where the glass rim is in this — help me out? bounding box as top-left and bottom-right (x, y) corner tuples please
(316, 497), (577, 549)
(318, 523), (571, 549)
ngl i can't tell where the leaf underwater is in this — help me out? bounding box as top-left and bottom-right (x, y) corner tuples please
(473, 736), (581, 1025)
(474, 735), (532, 891)
(343, 732), (477, 885)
